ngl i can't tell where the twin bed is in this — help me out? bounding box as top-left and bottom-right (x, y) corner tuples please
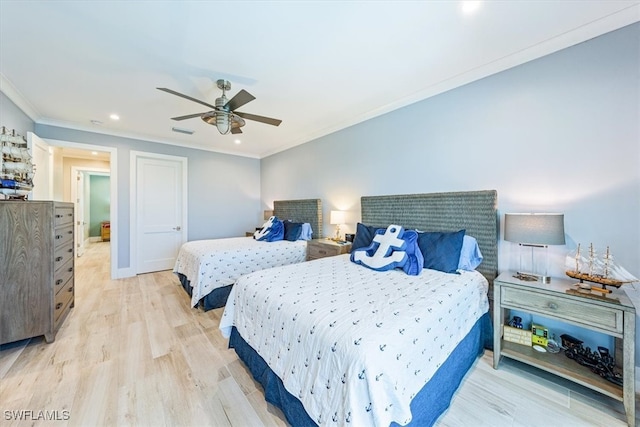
(219, 190), (498, 426)
(173, 199), (322, 310)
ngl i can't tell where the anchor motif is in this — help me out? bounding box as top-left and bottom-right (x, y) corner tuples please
(352, 225), (407, 269)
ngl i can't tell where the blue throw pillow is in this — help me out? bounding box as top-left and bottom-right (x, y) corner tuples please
(283, 221), (303, 241)
(417, 229), (466, 273)
(352, 223), (382, 251)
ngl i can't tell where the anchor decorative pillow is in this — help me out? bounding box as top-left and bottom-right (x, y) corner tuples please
(350, 224), (423, 276)
(254, 216), (284, 242)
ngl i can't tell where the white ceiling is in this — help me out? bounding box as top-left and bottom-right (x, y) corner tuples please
(1, 1), (638, 159)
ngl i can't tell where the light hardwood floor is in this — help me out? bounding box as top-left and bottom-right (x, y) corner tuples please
(0, 242), (635, 426)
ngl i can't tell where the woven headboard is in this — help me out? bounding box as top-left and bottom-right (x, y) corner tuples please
(273, 199), (323, 239)
(360, 190), (498, 283)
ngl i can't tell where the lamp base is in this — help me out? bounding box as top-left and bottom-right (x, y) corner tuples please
(514, 271), (551, 284)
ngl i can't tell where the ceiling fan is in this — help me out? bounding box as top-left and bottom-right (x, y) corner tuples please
(157, 79), (282, 135)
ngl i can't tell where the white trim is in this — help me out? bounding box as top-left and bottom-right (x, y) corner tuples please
(0, 72), (40, 121)
(42, 138), (118, 280)
(129, 150), (188, 275)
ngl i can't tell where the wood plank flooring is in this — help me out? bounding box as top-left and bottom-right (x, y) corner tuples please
(0, 242), (635, 426)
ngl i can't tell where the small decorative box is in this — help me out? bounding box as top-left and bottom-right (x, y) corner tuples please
(503, 325), (532, 346)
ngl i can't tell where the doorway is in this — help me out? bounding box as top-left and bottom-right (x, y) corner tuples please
(71, 167), (110, 257)
(130, 151), (187, 274)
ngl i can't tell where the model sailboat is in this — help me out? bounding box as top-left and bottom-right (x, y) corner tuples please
(565, 243), (638, 289)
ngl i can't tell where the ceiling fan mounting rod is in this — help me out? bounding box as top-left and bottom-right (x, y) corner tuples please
(216, 79), (231, 93)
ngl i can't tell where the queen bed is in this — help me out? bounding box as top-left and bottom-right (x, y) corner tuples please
(174, 198), (322, 310)
(219, 190), (498, 426)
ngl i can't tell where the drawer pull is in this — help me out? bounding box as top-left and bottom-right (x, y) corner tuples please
(56, 214), (63, 218)
(55, 235), (62, 240)
(68, 248), (73, 253)
(55, 302), (63, 310)
(318, 250), (327, 255)
(56, 279), (63, 285)
(548, 302), (558, 310)
(56, 256), (63, 262)
(68, 267), (73, 273)
(68, 230), (73, 234)
(68, 286), (74, 293)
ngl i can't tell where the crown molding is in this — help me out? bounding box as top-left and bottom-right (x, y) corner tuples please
(0, 72), (41, 121)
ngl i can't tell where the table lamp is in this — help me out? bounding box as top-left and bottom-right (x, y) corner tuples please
(504, 213), (565, 283)
(330, 210), (346, 241)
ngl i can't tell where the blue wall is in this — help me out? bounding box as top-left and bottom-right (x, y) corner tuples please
(261, 23), (640, 363)
(89, 175), (110, 237)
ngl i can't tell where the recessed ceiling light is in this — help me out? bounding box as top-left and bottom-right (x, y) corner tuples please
(110, 114), (120, 121)
(234, 139), (241, 145)
(461, 1), (482, 15)
(91, 151), (98, 155)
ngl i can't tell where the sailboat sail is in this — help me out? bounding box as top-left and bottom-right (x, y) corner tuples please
(565, 244), (638, 287)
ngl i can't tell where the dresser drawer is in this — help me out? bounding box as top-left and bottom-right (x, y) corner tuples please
(54, 260), (74, 295)
(54, 243), (74, 274)
(501, 286), (623, 333)
(54, 207), (74, 227)
(54, 278), (74, 327)
(54, 225), (74, 248)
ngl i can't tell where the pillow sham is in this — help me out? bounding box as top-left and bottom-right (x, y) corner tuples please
(254, 216), (284, 242)
(283, 220), (303, 242)
(352, 223), (383, 251)
(299, 223), (313, 240)
(417, 229), (466, 274)
(458, 235), (483, 271)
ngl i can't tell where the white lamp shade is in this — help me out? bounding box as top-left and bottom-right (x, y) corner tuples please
(504, 213), (565, 245)
(330, 210), (346, 225)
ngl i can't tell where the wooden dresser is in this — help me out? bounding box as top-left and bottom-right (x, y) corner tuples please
(0, 201), (75, 344)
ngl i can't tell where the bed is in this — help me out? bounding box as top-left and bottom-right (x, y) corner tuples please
(174, 198), (322, 310)
(219, 190), (498, 426)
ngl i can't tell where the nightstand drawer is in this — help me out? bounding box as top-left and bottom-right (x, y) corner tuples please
(306, 240), (351, 261)
(308, 244), (340, 259)
(501, 287), (623, 333)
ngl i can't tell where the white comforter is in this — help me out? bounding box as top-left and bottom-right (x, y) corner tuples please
(220, 254), (489, 426)
(173, 237), (307, 307)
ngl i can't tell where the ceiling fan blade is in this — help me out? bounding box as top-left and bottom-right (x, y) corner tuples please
(157, 87), (216, 110)
(225, 89), (256, 111)
(231, 127), (243, 134)
(171, 112), (207, 121)
(234, 111), (282, 127)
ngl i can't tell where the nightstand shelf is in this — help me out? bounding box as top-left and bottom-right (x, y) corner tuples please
(306, 239), (351, 261)
(493, 272), (635, 426)
(501, 340), (623, 401)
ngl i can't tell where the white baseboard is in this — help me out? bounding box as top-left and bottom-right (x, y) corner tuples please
(115, 267), (135, 279)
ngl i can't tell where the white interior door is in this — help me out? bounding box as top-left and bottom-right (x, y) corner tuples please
(28, 132), (53, 200)
(135, 155), (186, 274)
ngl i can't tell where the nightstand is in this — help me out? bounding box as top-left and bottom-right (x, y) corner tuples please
(493, 272), (635, 426)
(307, 239), (351, 261)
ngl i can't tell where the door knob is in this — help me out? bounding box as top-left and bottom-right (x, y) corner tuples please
(173, 226), (181, 231)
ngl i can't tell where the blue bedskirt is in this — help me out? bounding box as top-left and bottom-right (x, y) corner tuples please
(229, 312), (492, 426)
(175, 273), (233, 311)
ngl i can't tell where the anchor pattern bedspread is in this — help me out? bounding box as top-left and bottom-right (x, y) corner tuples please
(220, 254), (488, 426)
(173, 237), (307, 307)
